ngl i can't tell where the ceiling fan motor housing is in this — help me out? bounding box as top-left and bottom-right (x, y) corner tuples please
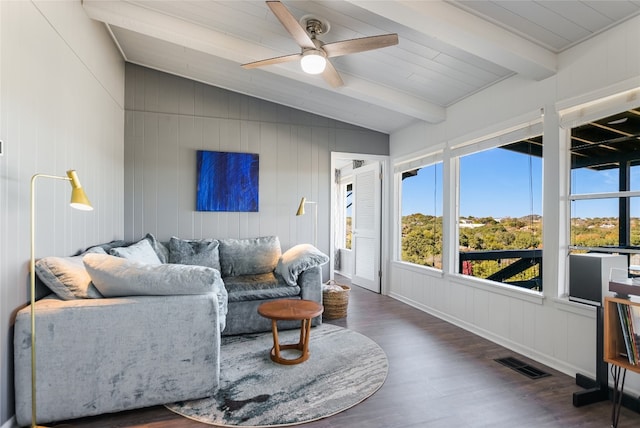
(301, 15), (330, 37)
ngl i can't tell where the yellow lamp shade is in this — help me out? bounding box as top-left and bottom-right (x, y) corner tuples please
(296, 197), (306, 216)
(66, 170), (93, 211)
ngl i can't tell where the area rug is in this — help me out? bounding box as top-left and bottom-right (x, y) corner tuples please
(165, 324), (388, 427)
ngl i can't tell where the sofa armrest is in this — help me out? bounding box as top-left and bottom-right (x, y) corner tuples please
(14, 294), (221, 426)
(275, 244), (329, 286)
(298, 265), (323, 303)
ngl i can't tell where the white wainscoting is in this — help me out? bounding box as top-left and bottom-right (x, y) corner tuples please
(336, 248), (353, 278)
(389, 262), (640, 396)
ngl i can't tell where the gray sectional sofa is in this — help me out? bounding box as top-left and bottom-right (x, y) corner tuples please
(13, 234), (327, 426)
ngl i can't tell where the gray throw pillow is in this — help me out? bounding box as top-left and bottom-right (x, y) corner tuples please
(110, 238), (162, 265)
(168, 237), (221, 271)
(35, 248), (105, 300)
(275, 243), (330, 286)
(85, 239), (128, 253)
(144, 233), (169, 263)
(218, 236), (282, 277)
(83, 253), (222, 297)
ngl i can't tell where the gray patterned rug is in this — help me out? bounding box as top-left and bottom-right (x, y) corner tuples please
(165, 323), (388, 427)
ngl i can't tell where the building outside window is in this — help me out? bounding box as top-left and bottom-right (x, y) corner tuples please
(568, 107), (640, 272)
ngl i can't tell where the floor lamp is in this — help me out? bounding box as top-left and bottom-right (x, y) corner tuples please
(296, 197), (317, 247)
(30, 170), (92, 427)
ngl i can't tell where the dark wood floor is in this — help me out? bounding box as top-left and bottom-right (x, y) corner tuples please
(54, 276), (639, 428)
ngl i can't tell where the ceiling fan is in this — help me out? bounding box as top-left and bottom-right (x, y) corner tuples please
(241, 1), (399, 88)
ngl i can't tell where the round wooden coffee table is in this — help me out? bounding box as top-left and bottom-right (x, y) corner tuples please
(257, 299), (324, 365)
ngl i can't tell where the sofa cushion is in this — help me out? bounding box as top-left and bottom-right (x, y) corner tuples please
(35, 248), (106, 300)
(219, 236), (281, 277)
(83, 253), (224, 298)
(224, 272), (300, 302)
(275, 244), (330, 286)
(85, 239), (128, 253)
(169, 237), (221, 271)
(144, 233), (169, 263)
(109, 238), (162, 265)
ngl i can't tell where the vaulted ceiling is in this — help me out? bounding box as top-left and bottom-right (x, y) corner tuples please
(83, 0), (640, 134)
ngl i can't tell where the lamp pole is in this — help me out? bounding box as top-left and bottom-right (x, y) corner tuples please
(296, 197), (318, 247)
(29, 171), (92, 427)
(312, 202), (318, 248)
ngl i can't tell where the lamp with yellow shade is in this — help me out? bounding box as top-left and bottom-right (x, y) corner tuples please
(296, 197), (317, 247)
(29, 170), (92, 427)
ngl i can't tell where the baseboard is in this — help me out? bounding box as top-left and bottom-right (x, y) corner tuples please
(388, 291), (640, 397)
(1, 416), (16, 428)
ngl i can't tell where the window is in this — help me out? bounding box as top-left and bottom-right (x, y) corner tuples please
(344, 183), (352, 249)
(456, 131), (543, 291)
(568, 107), (640, 270)
(399, 161), (443, 268)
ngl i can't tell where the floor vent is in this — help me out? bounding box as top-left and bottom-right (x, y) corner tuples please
(495, 357), (551, 379)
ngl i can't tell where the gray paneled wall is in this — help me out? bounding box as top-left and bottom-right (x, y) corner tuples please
(0, 1), (125, 425)
(124, 64), (389, 256)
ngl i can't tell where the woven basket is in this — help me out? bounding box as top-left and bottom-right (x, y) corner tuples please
(322, 280), (350, 319)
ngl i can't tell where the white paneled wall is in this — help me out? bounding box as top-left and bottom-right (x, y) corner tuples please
(0, 1), (124, 425)
(336, 248), (353, 278)
(389, 15), (640, 395)
(124, 64), (388, 260)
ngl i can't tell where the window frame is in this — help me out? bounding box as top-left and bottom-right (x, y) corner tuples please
(562, 88), (640, 253)
(450, 120), (544, 290)
(559, 86), (640, 293)
(393, 149), (444, 270)
(396, 159), (444, 270)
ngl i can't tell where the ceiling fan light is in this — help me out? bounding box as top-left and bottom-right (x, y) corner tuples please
(301, 50), (326, 74)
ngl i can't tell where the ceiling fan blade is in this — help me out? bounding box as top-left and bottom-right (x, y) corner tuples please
(323, 34), (399, 58)
(241, 53), (301, 69)
(322, 60), (344, 88)
(267, 1), (315, 49)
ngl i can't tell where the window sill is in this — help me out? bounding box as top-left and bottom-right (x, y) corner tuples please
(392, 262), (544, 304)
(550, 296), (597, 317)
(449, 273), (545, 305)
(391, 260), (444, 278)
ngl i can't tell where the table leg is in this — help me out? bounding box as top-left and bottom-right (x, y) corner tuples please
(269, 317), (313, 365)
(301, 318), (312, 356)
(271, 319), (281, 361)
(298, 319), (306, 349)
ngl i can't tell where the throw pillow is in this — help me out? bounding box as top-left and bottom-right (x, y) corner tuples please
(218, 236), (281, 277)
(83, 253), (223, 297)
(168, 237), (221, 271)
(109, 238), (162, 265)
(85, 239), (128, 253)
(35, 249), (105, 300)
(144, 233), (169, 263)
(275, 243), (329, 286)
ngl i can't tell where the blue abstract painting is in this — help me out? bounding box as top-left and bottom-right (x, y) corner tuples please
(196, 150), (259, 212)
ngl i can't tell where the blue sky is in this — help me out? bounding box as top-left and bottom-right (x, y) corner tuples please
(401, 147), (640, 218)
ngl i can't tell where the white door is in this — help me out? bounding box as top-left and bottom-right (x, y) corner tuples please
(352, 162), (381, 292)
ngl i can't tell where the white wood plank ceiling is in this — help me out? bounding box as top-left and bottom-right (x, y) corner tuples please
(83, 0), (640, 133)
